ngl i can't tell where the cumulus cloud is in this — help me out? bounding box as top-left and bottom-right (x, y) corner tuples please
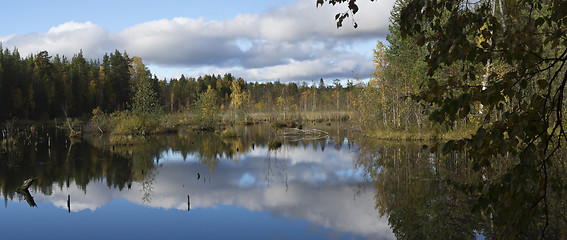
(2, 21), (112, 59)
(0, 0), (394, 82)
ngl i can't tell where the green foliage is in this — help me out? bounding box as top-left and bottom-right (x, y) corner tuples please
(0, 48), (132, 120)
(354, 33), (433, 133)
(111, 111), (159, 136)
(131, 76), (161, 116)
(62, 117), (82, 139)
(194, 85), (220, 130)
(397, 1), (567, 237)
(88, 108), (162, 141)
(353, 2), (479, 138)
(129, 56), (162, 117)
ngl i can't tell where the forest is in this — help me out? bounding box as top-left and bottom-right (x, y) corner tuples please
(0, 46), (360, 123)
(0, 42), (465, 141)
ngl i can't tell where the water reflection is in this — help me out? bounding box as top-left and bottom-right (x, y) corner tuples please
(5, 123), (564, 238)
(16, 189), (37, 207)
(356, 137), (567, 239)
(355, 140), (488, 239)
(0, 124), (392, 239)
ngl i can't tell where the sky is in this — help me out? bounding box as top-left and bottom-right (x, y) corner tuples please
(0, 0), (395, 83)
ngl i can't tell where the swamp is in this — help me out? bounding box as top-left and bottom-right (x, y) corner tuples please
(2, 121), (566, 239)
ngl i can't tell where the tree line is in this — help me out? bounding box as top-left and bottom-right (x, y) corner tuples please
(0, 47), (133, 120)
(0, 44), (359, 122)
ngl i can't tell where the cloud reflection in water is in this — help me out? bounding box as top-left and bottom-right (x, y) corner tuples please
(32, 143), (393, 239)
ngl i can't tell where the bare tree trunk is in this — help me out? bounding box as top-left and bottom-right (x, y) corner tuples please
(498, 0), (506, 32)
(312, 89), (316, 113)
(481, 0), (496, 114)
(61, 104), (74, 132)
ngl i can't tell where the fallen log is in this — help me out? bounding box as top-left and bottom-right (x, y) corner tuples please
(16, 177), (37, 191)
(280, 128), (329, 141)
(15, 178), (38, 208)
(19, 189), (37, 207)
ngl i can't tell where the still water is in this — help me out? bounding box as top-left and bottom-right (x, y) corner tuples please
(1, 124), (396, 240)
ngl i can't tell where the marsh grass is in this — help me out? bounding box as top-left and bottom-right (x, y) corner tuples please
(84, 108), (476, 144)
(366, 124), (477, 141)
(221, 111), (352, 124)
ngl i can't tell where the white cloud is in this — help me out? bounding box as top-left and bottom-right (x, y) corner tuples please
(2, 21), (112, 59)
(0, 0), (394, 82)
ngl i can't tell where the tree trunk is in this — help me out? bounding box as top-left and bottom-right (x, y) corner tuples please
(480, 0), (496, 114)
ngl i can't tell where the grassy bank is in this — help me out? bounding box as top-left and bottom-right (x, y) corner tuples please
(364, 125), (478, 141)
(83, 110), (354, 145)
(15, 107), (477, 144)
(221, 111), (352, 124)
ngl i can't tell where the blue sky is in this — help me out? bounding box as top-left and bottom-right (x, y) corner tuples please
(0, 0), (394, 82)
(0, 0), (298, 35)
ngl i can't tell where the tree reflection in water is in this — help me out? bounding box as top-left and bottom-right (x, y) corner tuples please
(1, 123), (394, 239)
(0, 124), (352, 207)
(141, 168), (156, 204)
(355, 140), (491, 239)
(8, 123), (567, 239)
(355, 138), (567, 239)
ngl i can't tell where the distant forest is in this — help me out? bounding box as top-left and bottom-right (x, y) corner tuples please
(0, 45), (358, 121)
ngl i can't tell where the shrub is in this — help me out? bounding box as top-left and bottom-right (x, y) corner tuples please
(110, 111), (160, 136)
(220, 129), (238, 138)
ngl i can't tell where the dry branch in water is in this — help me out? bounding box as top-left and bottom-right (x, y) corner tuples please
(280, 128), (329, 141)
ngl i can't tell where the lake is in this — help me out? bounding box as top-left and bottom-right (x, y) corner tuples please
(5, 122), (562, 239)
(1, 123), (396, 240)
